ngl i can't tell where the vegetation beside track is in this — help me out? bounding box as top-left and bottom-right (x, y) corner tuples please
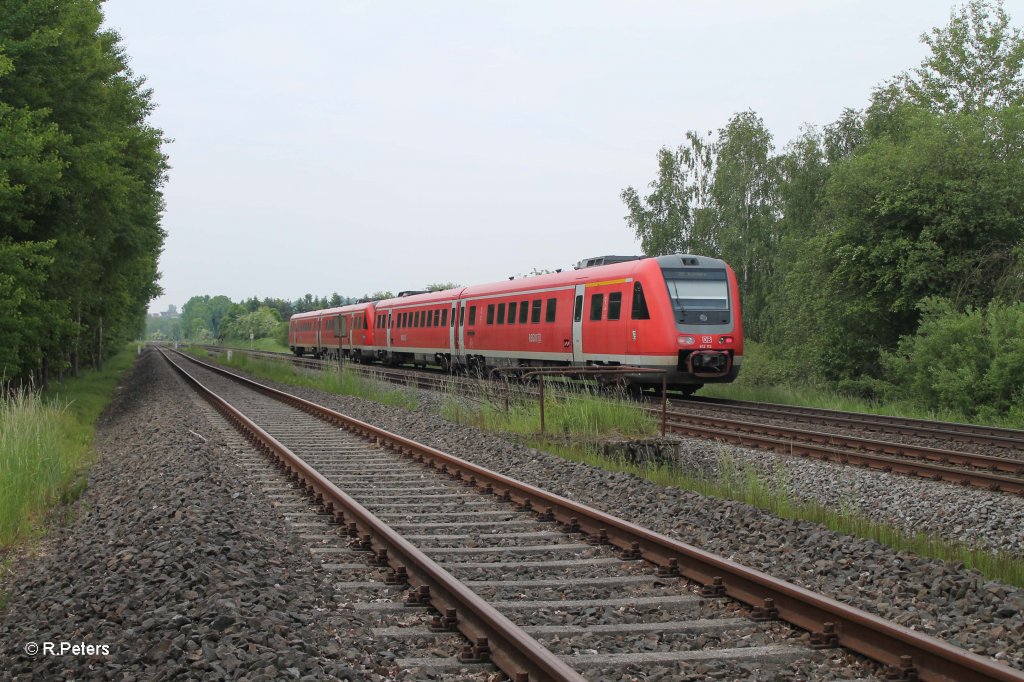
(543, 442), (1024, 587)
(194, 348), (418, 410)
(212, 338), (292, 355)
(0, 346), (137, 547)
(441, 383), (657, 441)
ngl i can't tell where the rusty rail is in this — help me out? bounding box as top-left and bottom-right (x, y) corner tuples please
(167, 348), (1024, 682)
(661, 413), (1024, 495)
(160, 348), (585, 682)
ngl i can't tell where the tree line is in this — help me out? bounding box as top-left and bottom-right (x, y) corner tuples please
(623, 0), (1024, 419)
(0, 0), (167, 385)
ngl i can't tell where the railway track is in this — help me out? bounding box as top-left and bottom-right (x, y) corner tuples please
(163, 347), (1022, 681)
(193, 345), (1024, 496)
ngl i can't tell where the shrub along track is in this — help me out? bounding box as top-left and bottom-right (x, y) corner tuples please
(168, 347), (1023, 681)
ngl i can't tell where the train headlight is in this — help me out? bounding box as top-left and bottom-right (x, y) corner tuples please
(719, 336), (734, 345)
(678, 335), (695, 346)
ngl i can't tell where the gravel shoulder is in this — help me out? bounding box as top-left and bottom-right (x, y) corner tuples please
(0, 351), (367, 680)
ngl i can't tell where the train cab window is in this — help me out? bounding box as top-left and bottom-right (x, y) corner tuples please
(508, 302), (517, 325)
(531, 300), (542, 323)
(486, 304), (495, 325)
(608, 292), (622, 320)
(573, 295), (583, 322)
(497, 303), (506, 324)
(590, 293), (604, 321)
(434, 309), (440, 327)
(469, 306), (477, 325)
(443, 309), (449, 327)
(632, 282), (651, 320)
(545, 298), (556, 323)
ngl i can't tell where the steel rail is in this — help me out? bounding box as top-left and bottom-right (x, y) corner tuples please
(661, 414), (1024, 494)
(685, 396), (1024, 447)
(658, 409), (1024, 475)
(169, 348), (1024, 682)
(160, 349), (585, 682)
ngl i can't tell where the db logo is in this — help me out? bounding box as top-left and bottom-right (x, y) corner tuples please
(563, 339), (571, 348)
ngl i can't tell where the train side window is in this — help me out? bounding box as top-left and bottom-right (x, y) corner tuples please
(632, 282), (650, 320)
(469, 305), (477, 326)
(520, 300), (529, 323)
(424, 310), (431, 328)
(508, 302), (517, 325)
(459, 306), (465, 326)
(442, 309), (449, 327)
(531, 300), (541, 323)
(590, 293), (604, 321)
(608, 292), (622, 320)
(416, 311), (422, 327)
(573, 295), (583, 322)
(434, 309), (440, 327)
(487, 304), (495, 325)
(497, 303), (506, 324)
(545, 298), (556, 323)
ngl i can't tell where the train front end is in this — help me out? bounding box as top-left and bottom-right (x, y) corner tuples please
(642, 254), (743, 391)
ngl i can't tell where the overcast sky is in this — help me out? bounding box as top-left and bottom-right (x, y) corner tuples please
(100, 1), (1024, 313)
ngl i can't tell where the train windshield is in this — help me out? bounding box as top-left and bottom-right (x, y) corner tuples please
(662, 268), (729, 311)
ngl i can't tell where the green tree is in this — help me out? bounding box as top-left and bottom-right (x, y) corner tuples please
(903, 0), (1024, 113)
(425, 282), (460, 291)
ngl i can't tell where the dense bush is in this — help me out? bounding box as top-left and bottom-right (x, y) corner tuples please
(880, 298), (1024, 419)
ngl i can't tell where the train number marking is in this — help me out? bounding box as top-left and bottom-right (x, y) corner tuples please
(528, 333), (542, 343)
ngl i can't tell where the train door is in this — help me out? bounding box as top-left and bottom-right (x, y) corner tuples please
(449, 301), (458, 359)
(572, 284), (585, 363)
(457, 301), (467, 360)
(386, 310), (392, 351)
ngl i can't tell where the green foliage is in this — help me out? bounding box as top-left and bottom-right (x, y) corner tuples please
(424, 282), (460, 292)
(1, 346), (135, 546)
(0, 1), (167, 381)
(879, 298), (1024, 419)
(441, 383), (656, 441)
(902, 0), (1024, 113)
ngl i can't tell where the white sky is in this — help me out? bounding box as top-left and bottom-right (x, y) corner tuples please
(99, 1), (1024, 313)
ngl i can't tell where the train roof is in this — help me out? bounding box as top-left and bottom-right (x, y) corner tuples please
(289, 301), (373, 321)
(375, 287), (466, 308)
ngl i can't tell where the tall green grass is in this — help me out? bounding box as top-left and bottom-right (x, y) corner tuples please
(0, 347), (137, 546)
(214, 337), (292, 354)
(441, 381), (657, 441)
(200, 350), (418, 410)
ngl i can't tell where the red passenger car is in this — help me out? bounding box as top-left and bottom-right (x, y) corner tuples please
(291, 254), (742, 393)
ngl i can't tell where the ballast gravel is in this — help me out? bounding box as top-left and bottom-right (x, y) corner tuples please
(0, 352), (369, 680)
(241, 367), (1024, 674)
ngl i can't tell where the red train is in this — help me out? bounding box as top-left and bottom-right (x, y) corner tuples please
(288, 254), (742, 393)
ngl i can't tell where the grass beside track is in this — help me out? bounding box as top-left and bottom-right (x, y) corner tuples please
(441, 383), (658, 441)
(213, 338), (292, 354)
(194, 348), (418, 411)
(0, 347), (137, 547)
